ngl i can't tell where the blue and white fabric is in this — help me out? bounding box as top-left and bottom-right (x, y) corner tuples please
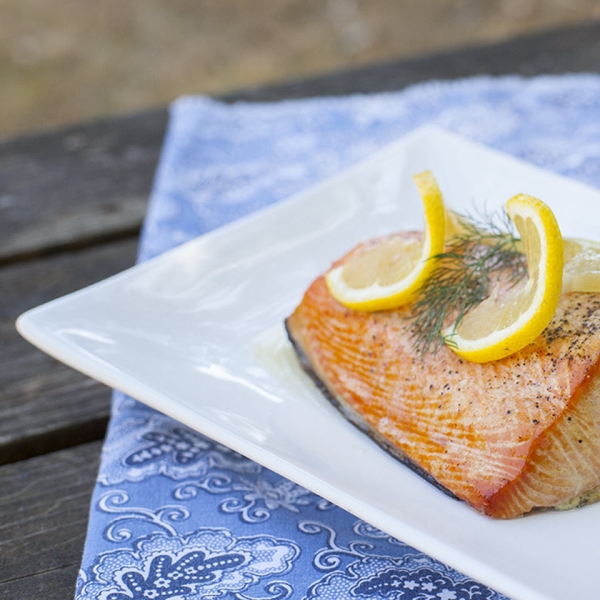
(75, 74), (600, 600)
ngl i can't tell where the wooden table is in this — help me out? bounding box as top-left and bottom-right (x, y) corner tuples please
(2, 21), (600, 599)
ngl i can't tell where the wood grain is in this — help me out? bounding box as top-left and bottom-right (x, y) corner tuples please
(0, 239), (138, 464)
(0, 441), (101, 599)
(0, 109), (166, 264)
(224, 21), (600, 102)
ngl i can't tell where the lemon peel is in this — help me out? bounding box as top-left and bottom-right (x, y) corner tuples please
(325, 170), (446, 311)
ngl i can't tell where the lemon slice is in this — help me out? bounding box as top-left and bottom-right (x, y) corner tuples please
(443, 194), (564, 363)
(325, 170), (446, 311)
(562, 238), (600, 293)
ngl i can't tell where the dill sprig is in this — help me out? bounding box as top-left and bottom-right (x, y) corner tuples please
(409, 209), (527, 355)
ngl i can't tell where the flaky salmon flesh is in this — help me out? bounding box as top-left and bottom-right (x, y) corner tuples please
(285, 231), (600, 518)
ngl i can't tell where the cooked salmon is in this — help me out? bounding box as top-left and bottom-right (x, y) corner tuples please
(285, 232), (600, 518)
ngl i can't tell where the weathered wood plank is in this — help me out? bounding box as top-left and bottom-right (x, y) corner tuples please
(224, 21), (600, 102)
(0, 565), (80, 600)
(0, 109), (166, 264)
(0, 441), (101, 600)
(0, 239), (138, 464)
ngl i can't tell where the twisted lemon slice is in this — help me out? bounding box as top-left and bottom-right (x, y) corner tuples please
(325, 170), (446, 311)
(444, 194), (564, 363)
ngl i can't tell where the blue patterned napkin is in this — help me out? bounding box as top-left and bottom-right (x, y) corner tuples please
(76, 74), (600, 600)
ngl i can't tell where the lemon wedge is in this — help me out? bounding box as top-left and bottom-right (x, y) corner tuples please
(562, 238), (600, 293)
(443, 194), (564, 363)
(325, 170), (446, 311)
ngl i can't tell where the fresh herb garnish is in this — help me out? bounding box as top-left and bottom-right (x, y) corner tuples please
(409, 209), (528, 355)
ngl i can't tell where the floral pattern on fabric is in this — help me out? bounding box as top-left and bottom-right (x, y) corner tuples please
(77, 510), (298, 600)
(307, 555), (497, 600)
(174, 475), (334, 524)
(99, 411), (259, 485)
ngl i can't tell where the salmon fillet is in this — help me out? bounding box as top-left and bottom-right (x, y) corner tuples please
(285, 232), (600, 518)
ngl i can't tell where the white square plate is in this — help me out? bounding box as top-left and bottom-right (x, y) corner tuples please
(17, 126), (600, 600)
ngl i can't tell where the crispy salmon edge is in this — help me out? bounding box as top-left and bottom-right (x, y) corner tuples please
(285, 313), (600, 517)
(284, 317), (460, 501)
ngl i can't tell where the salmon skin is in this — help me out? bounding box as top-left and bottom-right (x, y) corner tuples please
(285, 232), (600, 518)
